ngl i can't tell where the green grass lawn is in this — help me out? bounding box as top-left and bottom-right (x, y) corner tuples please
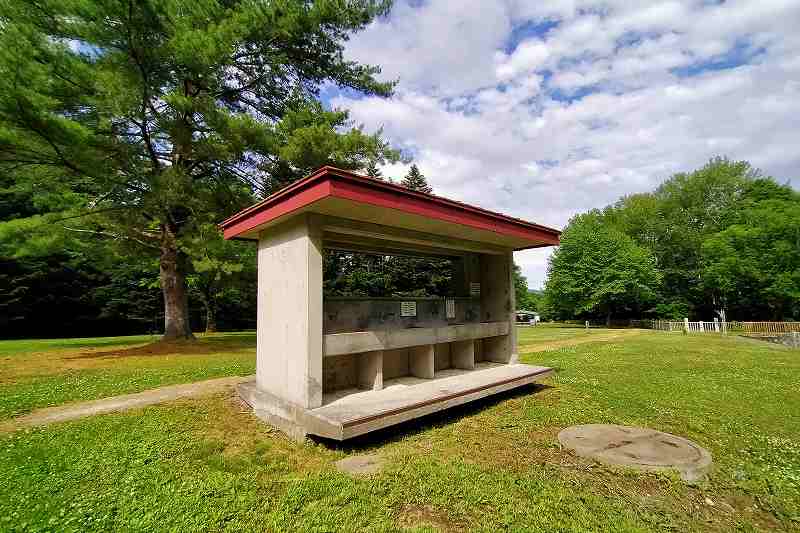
(0, 332), (256, 420)
(1, 328), (799, 531)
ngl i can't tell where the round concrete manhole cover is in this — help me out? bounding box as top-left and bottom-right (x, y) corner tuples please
(558, 424), (712, 482)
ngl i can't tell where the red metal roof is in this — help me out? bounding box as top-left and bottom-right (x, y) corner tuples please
(220, 166), (560, 248)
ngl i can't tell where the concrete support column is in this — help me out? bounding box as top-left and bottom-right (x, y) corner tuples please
(358, 351), (383, 390)
(474, 339), (484, 363)
(479, 250), (517, 364)
(506, 251), (519, 363)
(451, 340), (475, 369)
(256, 215), (323, 409)
(482, 336), (512, 363)
(434, 343), (451, 371)
(409, 344), (435, 378)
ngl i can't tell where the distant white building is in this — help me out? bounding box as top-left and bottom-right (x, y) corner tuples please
(516, 310), (540, 325)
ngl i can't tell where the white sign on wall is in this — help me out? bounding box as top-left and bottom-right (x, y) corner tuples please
(470, 282), (481, 297)
(400, 301), (417, 317)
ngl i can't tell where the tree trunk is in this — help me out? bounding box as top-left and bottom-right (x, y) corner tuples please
(160, 224), (194, 340)
(606, 310), (612, 328)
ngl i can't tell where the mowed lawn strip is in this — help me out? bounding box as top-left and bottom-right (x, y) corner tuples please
(1, 327), (799, 531)
(0, 333), (256, 420)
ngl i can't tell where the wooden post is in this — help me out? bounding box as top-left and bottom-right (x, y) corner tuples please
(585, 320), (589, 330)
(683, 317), (689, 334)
(713, 317), (719, 333)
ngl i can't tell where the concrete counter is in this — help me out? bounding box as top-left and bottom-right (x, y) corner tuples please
(323, 321), (510, 356)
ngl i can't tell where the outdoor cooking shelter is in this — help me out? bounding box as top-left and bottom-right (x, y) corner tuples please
(220, 166), (561, 440)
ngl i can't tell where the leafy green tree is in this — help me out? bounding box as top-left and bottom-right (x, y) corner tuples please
(597, 157), (768, 318)
(648, 158), (754, 317)
(1, 167), (151, 336)
(401, 164), (432, 193)
(0, 0), (398, 340)
(186, 223), (256, 333)
(544, 212), (662, 325)
(701, 181), (800, 320)
(513, 262), (537, 311)
(324, 250), (454, 298)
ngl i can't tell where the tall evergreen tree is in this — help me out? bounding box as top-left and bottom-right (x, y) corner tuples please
(0, 0), (398, 340)
(365, 159), (383, 179)
(401, 164), (432, 193)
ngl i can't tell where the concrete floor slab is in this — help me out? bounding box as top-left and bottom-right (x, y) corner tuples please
(558, 424), (712, 482)
(314, 363), (552, 439)
(241, 363), (553, 441)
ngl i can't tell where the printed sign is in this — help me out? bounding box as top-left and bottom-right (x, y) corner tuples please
(400, 301), (417, 317)
(470, 282), (481, 297)
(446, 298), (456, 319)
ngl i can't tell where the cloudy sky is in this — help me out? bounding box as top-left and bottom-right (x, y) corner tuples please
(327, 0), (800, 289)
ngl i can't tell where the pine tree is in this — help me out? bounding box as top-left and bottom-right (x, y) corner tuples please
(0, 0), (398, 340)
(401, 164), (433, 194)
(366, 160), (383, 179)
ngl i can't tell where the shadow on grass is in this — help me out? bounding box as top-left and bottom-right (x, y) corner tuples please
(200, 333), (257, 344)
(44, 337), (158, 351)
(310, 383), (553, 452)
(64, 334), (257, 360)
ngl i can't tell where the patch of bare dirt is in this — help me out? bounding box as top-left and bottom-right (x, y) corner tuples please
(65, 339), (246, 359)
(2, 338), (255, 384)
(396, 504), (466, 532)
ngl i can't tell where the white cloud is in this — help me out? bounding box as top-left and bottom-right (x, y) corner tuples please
(495, 40), (550, 80)
(344, 1), (511, 96)
(338, 0), (800, 288)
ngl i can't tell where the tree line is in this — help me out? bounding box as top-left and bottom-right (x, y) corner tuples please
(2, 2), (793, 337)
(542, 158), (799, 323)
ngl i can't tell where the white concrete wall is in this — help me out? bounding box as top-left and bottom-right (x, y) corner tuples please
(256, 215), (323, 409)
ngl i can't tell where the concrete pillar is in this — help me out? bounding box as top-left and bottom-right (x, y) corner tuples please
(451, 340), (475, 369)
(358, 351), (383, 390)
(409, 344), (435, 378)
(434, 342), (451, 371)
(474, 339), (484, 363)
(256, 215), (323, 409)
(479, 251), (517, 363)
(506, 252), (519, 363)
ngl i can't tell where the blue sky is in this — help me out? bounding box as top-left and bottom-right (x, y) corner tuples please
(328, 0), (800, 288)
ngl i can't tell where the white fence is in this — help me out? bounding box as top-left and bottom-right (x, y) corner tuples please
(651, 319), (800, 335)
